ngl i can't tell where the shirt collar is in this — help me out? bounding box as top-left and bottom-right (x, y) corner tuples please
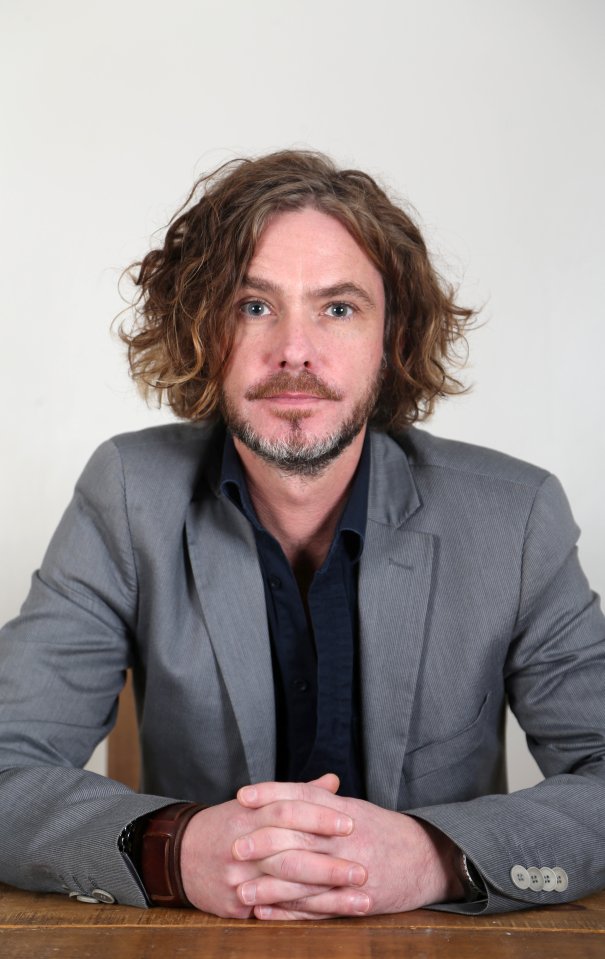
(220, 431), (371, 561)
(220, 434), (264, 532)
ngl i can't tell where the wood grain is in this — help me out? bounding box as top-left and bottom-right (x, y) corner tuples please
(1, 884), (603, 959)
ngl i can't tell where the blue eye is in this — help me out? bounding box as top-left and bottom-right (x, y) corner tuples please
(327, 302), (353, 318)
(241, 300), (270, 317)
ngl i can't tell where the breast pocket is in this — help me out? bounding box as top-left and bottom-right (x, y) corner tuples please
(399, 694), (494, 807)
(405, 694), (490, 781)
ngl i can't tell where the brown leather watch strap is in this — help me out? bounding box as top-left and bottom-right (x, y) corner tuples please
(135, 802), (205, 907)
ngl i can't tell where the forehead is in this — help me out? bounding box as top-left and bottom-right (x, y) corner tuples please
(247, 208), (383, 289)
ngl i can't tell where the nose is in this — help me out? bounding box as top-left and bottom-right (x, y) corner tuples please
(273, 310), (317, 371)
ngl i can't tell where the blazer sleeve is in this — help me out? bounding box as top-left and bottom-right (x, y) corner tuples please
(0, 440), (179, 906)
(409, 473), (605, 913)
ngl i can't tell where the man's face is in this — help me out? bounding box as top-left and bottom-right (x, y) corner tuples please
(221, 207), (386, 475)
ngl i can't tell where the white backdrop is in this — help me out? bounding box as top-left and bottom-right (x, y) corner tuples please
(1, 0), (603, 789)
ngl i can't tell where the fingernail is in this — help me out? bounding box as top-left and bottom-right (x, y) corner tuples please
(234, 836), (253, 859)
(240, 882), (256, 905)
(257, 906), (273, 919)
(348, 865), (366, 885)
(240, 786), (257, 803)
(336, 815), (354, 834)
(351, 893), (370, 913)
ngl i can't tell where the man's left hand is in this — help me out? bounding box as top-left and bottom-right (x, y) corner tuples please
(234, 777), (464, 919)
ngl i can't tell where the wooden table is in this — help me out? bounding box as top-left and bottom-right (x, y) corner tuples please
(1, 882), (603, 958)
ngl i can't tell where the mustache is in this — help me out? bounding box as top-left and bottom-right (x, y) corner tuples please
(245, 371), (343, 402)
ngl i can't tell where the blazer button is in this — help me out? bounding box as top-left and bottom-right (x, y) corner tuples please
(510, 865), (530, 890)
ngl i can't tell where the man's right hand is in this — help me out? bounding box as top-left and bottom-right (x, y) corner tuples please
(180, 774), (367, 918)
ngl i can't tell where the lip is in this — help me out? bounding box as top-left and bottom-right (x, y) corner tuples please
(259, 393), (327, 403)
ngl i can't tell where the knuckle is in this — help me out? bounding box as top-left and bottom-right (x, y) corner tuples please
(279, 851), (302, 881)
(275, 800), (295, 826)
(217, 900), (253, 919)
(231, 813), (250, 834)
(280, 896), (308, 912)
(231, 905), (254, 919)
(224, 862), (247, 887)
(261, 827), (284, 856)
(328, 862), (346, 885)
(302, 830), (318, 850)
(260, 828), (275, 853)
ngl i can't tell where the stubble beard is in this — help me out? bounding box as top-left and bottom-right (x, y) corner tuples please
(221, 370), (382, 478)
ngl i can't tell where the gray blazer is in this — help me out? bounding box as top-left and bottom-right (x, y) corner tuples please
(0, 424), (603, 913)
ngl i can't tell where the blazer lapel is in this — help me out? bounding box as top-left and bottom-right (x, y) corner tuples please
(186, 492), (276, 785)
(183, 429), (433, 803)
(360, 433), (435, 810)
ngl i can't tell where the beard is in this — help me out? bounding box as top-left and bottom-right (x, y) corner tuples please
(221, 369), (382, 477)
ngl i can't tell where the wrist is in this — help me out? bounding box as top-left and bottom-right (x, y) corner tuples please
(414, 819), (467, 903)
(122, 802), (205, 907)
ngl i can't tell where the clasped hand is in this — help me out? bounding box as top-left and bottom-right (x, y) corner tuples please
(180, 773), (461, 919)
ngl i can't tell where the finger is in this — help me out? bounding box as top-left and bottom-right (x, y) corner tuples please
(237, 877), (329, 907)
(237, 779), (348, 811)
(253, 849), (367, 888)
(233, 803), (352, 857)
(255, 906), (338, 921)
(254, 888), (371, 920)
(233, 825), (327, 861)
(307, 773), (340, 794)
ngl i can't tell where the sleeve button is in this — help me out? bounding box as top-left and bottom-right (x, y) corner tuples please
(553, 867), (569, 892)
(92, 889), (116, 904)
(510, 865), (530, 890)
(540, 867), (557, 891)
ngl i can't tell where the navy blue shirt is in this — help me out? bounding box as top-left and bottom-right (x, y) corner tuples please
(220, 433), (370, 798)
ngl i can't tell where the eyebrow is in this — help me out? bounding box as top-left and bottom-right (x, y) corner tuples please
(241, 275), (377, 309)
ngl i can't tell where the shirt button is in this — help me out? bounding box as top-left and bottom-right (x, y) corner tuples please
(269, 576), (281, 589)
(510, 865), (530, 890)
(74, 894), (102, 904)
(293, 679), (309, 692)
(527, 867), (544, 891)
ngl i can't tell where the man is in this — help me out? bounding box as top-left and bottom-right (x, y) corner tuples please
(0, 151), (603, 919)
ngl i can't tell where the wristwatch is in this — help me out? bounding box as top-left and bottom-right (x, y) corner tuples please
(458, 851), (487, 902)
(118, 802), (205, 907)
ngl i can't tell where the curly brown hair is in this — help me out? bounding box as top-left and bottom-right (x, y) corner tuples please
(119, 150), (475, 430)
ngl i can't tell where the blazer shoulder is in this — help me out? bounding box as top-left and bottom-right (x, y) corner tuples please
(75, 423), (224, 516)
(395, 427), (551, 491)
(109, 421), (220, 458)
(106, 422), (222, 487)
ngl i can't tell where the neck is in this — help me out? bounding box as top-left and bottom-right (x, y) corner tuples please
(233, 428), (366, 575)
